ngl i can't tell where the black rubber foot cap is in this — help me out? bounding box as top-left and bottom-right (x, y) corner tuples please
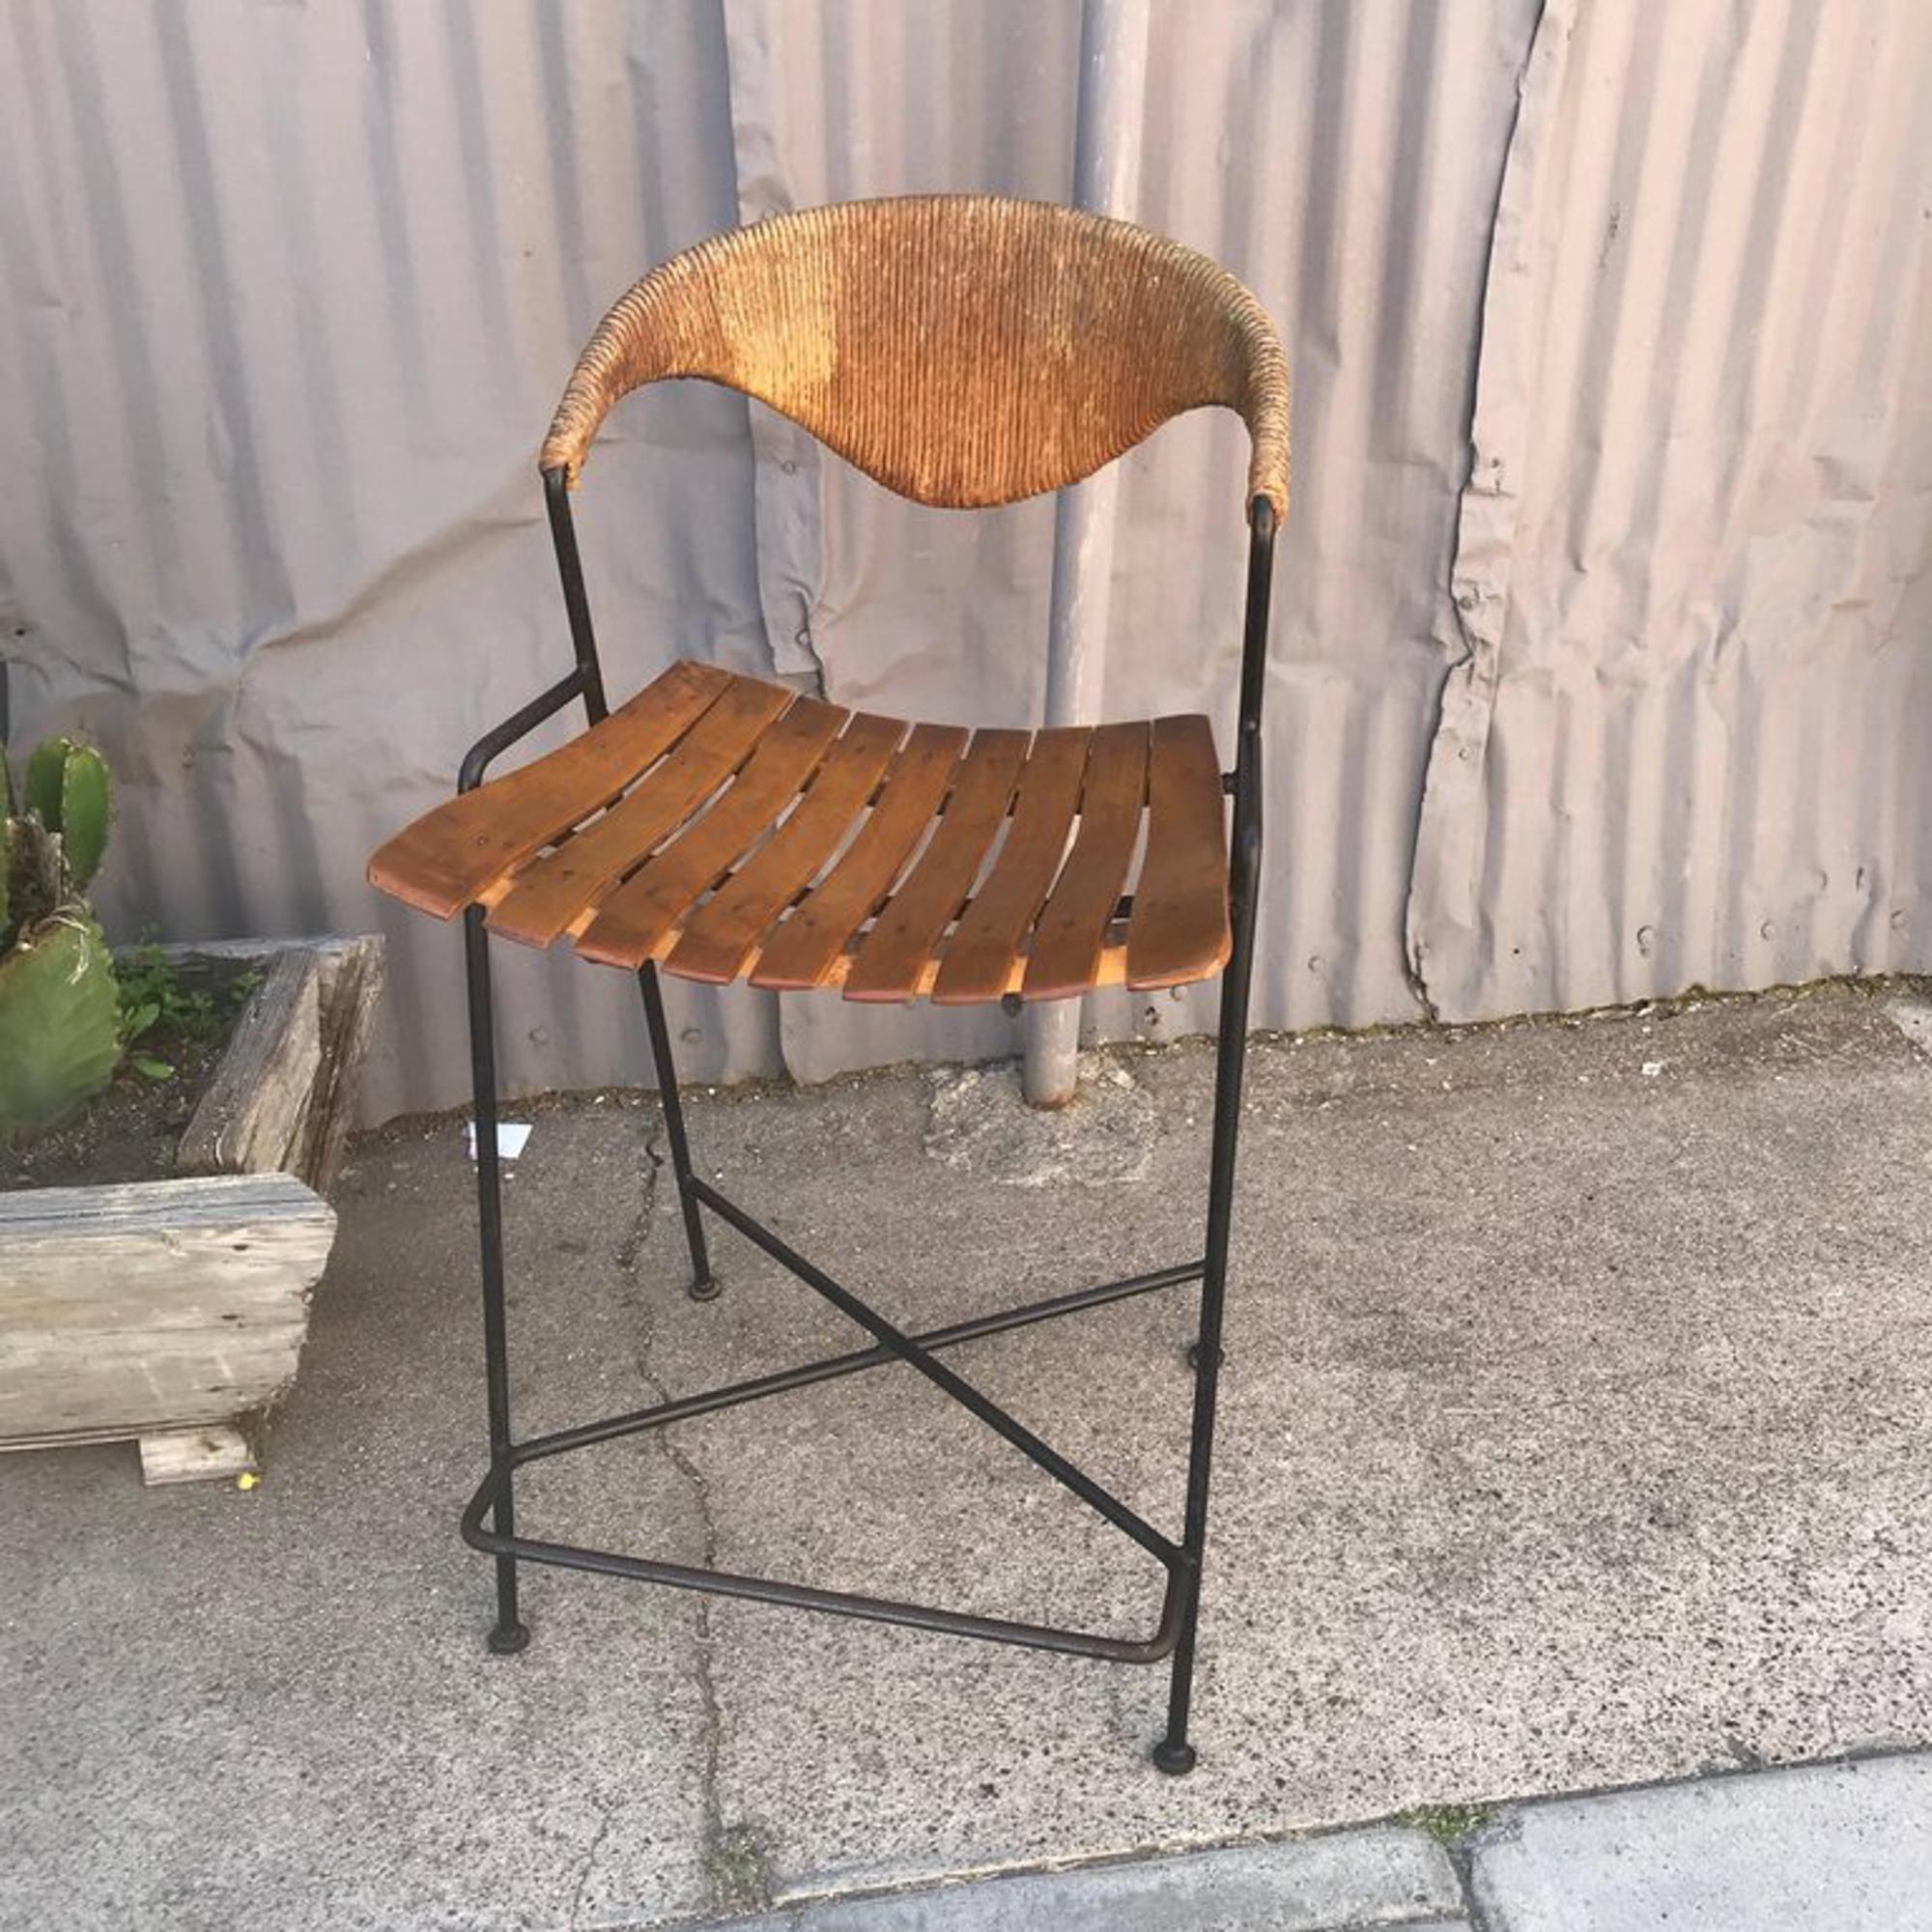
(1152, 1740), (1198, 1776)
(488, 1621), (531, 1656)
(688, 1274), (723, 1303)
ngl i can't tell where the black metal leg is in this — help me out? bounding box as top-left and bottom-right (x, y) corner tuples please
(1154, 828), (1262, 1775)
(464, 908), (530, 1655)
(637, 961), (717, 1299)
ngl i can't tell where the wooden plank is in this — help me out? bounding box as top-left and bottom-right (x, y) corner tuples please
(1022, 722), (1151, 1001)
(0, 1423), (156, 1453)
(145, 936), (384, 1195)
(841, 728), (1030, 1002)
(290, 935), (385, 1192)
(139, 1424), (256, 1486)
(0, 1175), (333, 1439)
(178, 950), (322, 1176)
(750, 723), (968, 991)
(575, 696), (848, 968)
(487, 675), (794, 947)
(666, 713), (907, 984)
(817, 935), (1133, 999)
(366, 659), (730, 917)
(930, 726), (1090, 1005)
(1124, 713), (1232, 989)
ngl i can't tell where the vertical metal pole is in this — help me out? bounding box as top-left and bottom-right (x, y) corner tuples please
(543, 476), (722, 1293)
(1023, 0), (1151, 1109)
(464, 905), (530, 1655)
(1155, 504), (1275, 1773)
(544, 468), (609, 724)
(638, 960), (717, 1299)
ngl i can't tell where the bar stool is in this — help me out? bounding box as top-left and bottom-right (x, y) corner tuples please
(367, 195), (1287, 1772)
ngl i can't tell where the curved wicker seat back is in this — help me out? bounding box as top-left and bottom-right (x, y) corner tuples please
(539, 194), (1289, 517)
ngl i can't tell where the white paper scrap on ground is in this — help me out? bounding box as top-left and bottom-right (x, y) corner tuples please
(465, 1122), (533, 1161)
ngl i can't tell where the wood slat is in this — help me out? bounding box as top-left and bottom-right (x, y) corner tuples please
(372, 658), (1235, 1006)
(575, 697), (848, 968)
(365, 660), (730, 917)
(929, 726), (1090, 1005)
(750, 724), (968, 991)
(1022, 722), (1151, 1001)
(487, 676), (793, 947)
(818, 935), (1134, 1001)
(842, 728), (1030, 1003)
(1124, 713), (1231, 989)
(667, 712), (907, 984)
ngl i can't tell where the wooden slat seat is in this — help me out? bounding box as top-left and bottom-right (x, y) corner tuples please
(367, 662), (1232, 1006)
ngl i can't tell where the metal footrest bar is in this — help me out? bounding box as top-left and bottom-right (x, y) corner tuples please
(509, 1257), (1206, 1468)
(458, 1234), (1208, 1662)
(689, 1178), (1181, 1565)
(461, 1463), (1190, 1662)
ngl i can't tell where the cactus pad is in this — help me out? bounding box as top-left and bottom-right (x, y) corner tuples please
(0, 914), (122, 1140)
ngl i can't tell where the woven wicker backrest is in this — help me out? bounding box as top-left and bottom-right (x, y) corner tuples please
(540, 195), (1288, 517)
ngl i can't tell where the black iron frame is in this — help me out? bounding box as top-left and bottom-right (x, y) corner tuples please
(455, 467), (1275, 1772)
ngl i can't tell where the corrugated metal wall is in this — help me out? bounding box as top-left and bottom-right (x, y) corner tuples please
(2, 0), (1925, 1120)
(1412, 0), (1932, 1019)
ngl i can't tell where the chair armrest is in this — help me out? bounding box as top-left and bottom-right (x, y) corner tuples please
(458, 668), (593, 795)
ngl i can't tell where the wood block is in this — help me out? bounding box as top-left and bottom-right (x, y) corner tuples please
(139, 1424), (256, 1486)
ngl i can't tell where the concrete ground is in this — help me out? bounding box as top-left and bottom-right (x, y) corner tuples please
(4, 982), (1930, 1929)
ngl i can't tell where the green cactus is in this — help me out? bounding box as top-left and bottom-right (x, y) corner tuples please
(0, 912), (122, 1140)
(3, 809), (63, 944)
(19, 736), (112, 891)
(0, 733), (124, 1140)
(22, 736), (67, 828)
(58, 744), (111, 890)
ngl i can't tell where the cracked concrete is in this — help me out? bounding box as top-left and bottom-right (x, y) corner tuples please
(4, 984), (1931, 1929)
(592, 1127), (772, 1922)
(922, 1059), (1158, 1186)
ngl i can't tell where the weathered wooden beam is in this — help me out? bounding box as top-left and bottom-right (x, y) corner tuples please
(178, 949), (322, 1177)
(295, 935), (386, 1192)
(0, 1174), (334, 1444)
(4, 940), (382, 1481)
(152, 935), (385, 1192)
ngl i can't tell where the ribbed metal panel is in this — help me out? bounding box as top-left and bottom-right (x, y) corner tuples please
(0, 0), (777, 1119)
(721, 0), (1543, 1078)
(2, 0), (1923, 1118)
(1411, 0), (1932, 1020)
